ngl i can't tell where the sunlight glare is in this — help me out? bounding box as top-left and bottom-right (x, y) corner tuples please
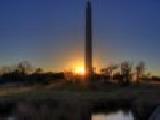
(74, 66), (85, 75)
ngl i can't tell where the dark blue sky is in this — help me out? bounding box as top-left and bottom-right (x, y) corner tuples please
(0, 0), (160, 74)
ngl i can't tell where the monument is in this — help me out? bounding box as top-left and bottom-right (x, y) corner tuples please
(85, 0), (92, 81)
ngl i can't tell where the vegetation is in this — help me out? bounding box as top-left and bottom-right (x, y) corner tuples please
(0, 61), (64, 85)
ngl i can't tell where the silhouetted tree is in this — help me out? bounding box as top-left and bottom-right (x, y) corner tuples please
(0, 61), (64, 85)
(121, 61), (132, 86)
(100, 64), (118, 81)
(136, 61), (145, 84)
(15, 61), (33, 74)
(35, 68), (44, 74)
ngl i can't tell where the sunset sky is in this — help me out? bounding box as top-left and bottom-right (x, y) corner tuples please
(0, 0), (160, 75)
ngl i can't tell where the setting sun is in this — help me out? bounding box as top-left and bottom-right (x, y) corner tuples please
(66, 59), (85, 75)
(74, 66), (85, 75)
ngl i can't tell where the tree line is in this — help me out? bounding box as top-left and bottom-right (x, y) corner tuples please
(0, 61), (64, 85)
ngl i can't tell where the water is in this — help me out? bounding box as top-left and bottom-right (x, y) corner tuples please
(92, 110), (135, 120)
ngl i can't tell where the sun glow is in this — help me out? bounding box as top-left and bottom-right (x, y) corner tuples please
(74, 66), (85, 75)
(65, 58), (86, 75)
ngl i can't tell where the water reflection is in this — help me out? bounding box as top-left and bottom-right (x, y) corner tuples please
(92, 110), (135, 120)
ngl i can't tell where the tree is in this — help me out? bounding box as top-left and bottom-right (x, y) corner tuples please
(35, 68), (44, 74)
(136, 61), (145, 83)
(15, 61), (33, 74)
(121, 61), (132, 85)
(100, 64), (119, 81)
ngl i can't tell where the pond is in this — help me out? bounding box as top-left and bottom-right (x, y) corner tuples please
(92, 110), (135, 120)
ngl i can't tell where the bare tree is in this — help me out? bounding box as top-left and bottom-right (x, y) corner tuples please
(35, 68), (44, 74)
(15, 61), (33, 74)
(136, 61), (145, 83)
(100, 64), (119, 80)
(121, 61), (132, 85)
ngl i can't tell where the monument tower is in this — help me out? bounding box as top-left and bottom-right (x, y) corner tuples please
(85, 0), (92, 81)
